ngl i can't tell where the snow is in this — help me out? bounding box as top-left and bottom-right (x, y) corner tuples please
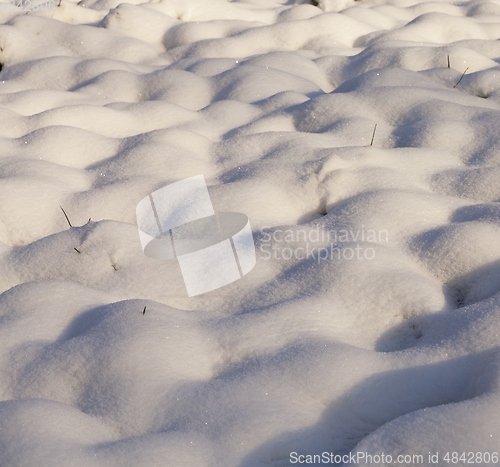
(0, 0), (499, 465)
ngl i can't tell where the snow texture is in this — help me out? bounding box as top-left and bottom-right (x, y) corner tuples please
(0, 0), (499, 465)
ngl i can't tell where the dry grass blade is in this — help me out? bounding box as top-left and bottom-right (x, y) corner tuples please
(370, 124), (377, 147)
(60, 206), (72, 228)
(453, 67), (469, 88)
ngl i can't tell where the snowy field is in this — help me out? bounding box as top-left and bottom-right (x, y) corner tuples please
(0, 0), (499, 465)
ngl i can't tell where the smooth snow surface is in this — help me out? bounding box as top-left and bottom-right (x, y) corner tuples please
(0, 0), (499, 465)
